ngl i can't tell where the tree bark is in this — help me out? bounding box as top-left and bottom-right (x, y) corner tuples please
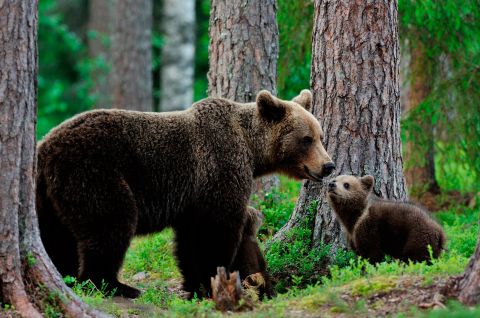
(403, 42), (440, 195)
(160, 0), (195, 111)
(208, 0), (279, 195)
(274, 0), (408, 257)
(88, 0), (116, 108)
(112, 0), (153, 111)
(447, 223), (480, 305)
(0, 2), (109, 316)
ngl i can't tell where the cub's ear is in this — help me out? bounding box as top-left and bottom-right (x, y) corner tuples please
(292, 89), (312, 112)
(360, 175), (374, 191)
(256, 90), (286, 121)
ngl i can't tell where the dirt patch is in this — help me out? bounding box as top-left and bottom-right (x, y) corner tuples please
(340, 276), (446, 317)
(276, 276), (453, 318)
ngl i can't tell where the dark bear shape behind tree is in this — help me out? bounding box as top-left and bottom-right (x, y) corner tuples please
(36, 90), (335, 298)
(327, 175), (446, 263)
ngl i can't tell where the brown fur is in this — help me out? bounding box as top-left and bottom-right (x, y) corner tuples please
(327, 175), (446, 263)
(36, 90), (334, 298)
(231, 207), (273, 298)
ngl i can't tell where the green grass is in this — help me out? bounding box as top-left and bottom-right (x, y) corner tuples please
(68, 176), (480, 317)
(253, 175), (301, 239)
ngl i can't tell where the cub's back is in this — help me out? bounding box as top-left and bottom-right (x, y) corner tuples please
(367, 200), (439, 232)
(367, 199), (445, 253)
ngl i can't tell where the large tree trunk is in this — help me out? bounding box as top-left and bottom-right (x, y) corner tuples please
(88, 0), (116, 108)
(274, 0), (408, 257)
(208, 0), (279, 195)
(0, 2), (109, 317)
(160, 0), (195, 111)
(112, 0), (153, 111)
(403, 43), (440, 195)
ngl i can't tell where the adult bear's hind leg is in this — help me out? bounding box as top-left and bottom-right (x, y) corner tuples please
(54, 173), (141, 298)
(175, 210), (246, 298)
(77, 224), (140, 298)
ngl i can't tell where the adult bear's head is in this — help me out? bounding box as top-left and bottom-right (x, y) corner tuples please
(256, 89), (335, 181)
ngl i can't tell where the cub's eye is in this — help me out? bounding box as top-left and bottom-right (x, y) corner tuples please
(344, 183), (350, 189)
(303, 136), (313, 146)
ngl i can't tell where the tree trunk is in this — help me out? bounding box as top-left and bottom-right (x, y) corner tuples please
(274, 0), (408, 258)
(112, 0), (153, 111)
(447, 225), (480, 305)
(0, 2), (109, 316)
(160, 0), (195, 111)
(403, 43), (440, 195)
(88, 0), (116, 108)
(208, 0), (279, 195)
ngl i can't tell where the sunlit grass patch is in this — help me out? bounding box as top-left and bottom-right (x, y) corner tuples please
(122, 228), (180, 281)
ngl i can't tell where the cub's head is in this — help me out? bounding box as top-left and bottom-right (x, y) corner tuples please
(256, 89), (335, 181)
(327, 175), (374, 208)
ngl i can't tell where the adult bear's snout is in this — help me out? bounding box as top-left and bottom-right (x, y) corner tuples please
(322, 162), (335, 176)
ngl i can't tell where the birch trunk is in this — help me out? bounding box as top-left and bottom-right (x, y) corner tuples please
(160, 0), (195, 111)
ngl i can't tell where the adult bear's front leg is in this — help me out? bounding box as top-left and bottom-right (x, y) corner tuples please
(174, 208), (246, 298)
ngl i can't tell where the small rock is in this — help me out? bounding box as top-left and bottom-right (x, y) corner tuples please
(132, 271), (148, 281)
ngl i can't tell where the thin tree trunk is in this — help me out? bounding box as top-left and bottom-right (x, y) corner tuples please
(0, 2), (109, 316)
(160, 0), (195, 111)
(403, 43), (440, 195)
(208, 0), (279, 195)
(88, 0), (116, 108)
(112, 0), (153, 111)
(274, 0), (408, 258)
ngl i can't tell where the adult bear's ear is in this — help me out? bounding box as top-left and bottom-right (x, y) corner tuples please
(292, 89), (312, 112)
(256, 90), (286, 121)
(360, 175), (374, 191)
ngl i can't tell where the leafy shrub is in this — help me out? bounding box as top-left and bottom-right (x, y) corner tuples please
(265, 200), (356, 291)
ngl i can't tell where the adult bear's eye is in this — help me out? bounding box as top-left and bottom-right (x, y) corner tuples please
(344, 183), (350, 189)
(303, 136), (313, 146)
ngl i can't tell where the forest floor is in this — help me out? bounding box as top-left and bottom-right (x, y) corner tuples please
(26, 178), (480, 318)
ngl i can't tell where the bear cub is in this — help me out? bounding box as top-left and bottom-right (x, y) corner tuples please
(232, 207), (273, 298)
(327, 175), (445, 263)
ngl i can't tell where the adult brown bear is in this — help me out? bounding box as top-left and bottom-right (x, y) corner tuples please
(36, 90), (334, 298)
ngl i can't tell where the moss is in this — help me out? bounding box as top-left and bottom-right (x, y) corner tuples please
(348, 276), (398, 297)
